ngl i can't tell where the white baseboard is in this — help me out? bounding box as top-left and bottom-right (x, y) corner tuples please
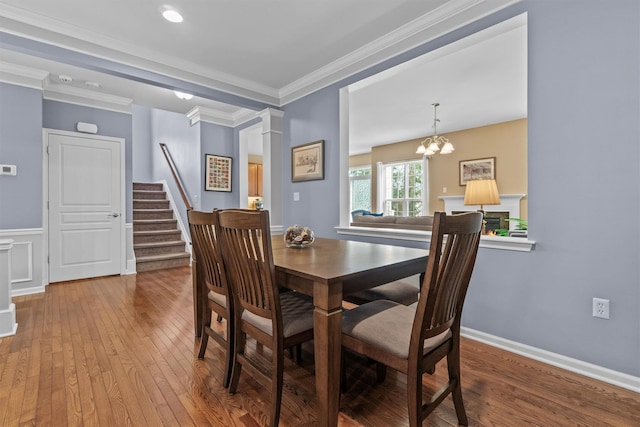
(12, 284), (46, 297)
(461, 327), (640, 393)
(126, 259), (137, 275)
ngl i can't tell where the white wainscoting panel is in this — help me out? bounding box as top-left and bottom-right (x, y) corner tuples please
(0, 228), (46, 296)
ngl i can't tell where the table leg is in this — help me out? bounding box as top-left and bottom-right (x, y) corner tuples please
(313, 282), (342, 427)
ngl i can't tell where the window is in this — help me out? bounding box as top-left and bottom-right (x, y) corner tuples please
(380, 160), (425, 216)
(349, 166), (371, 211)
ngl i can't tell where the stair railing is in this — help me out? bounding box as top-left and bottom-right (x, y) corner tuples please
(159, 143), (193, 211)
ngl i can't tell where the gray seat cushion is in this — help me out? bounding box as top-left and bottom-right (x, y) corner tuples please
(242, 291), (314, 338)
(345, 280), (419, 306)
(342, 300), (451, 359)
(207, 290), (227, 307)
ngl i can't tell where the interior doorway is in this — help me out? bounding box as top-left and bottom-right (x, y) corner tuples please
(45, 129), (125, 283)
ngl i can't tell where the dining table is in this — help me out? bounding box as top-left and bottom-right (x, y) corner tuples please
(192, 235), (429, 427)
(271, 236), (428, 427)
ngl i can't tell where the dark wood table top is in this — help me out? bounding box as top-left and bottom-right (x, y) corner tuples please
(271, 236), (428, 294)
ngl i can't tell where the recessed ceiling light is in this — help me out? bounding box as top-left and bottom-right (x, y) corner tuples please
(174, 90), (193, 100)
(162, 8), (183, 23)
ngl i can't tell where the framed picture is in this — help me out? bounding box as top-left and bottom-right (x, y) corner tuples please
(459, 157), (496, 186)
(205, 154), (232, 192)
(291, 140), (324, 182)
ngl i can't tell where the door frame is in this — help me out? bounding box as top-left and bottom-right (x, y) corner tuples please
(42, 128), (126, 285)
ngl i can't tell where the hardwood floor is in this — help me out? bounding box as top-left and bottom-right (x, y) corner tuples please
(1, 267), (638, 426)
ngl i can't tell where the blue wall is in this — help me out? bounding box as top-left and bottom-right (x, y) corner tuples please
(132, 104), (153, 182)
(281, 0), (640, 376)
(43, 100), (134, 222)
(0, 83), (43, 229)
(149, 108), (200, 229)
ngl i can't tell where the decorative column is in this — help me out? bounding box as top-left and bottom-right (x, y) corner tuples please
(259, 108), (284, 233)
(0, 239), (17, 337)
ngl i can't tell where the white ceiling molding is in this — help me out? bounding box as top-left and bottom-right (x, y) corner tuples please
(278, 0), (521, 105)
(1, 0), (519, 108)
(43, 82), (133, 114)
(0, 3), (279, 106)
(0, 61), (48, 90)
(186, 106), (260, 128)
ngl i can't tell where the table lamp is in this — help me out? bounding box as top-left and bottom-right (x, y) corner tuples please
(464, 179), (500, 234)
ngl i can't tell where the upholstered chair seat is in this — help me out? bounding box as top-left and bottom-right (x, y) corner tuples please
(342, 300), (451, 359)
(241, 291), (315, 338)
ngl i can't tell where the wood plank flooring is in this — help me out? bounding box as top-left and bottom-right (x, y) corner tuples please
(1, 267), (639, 426)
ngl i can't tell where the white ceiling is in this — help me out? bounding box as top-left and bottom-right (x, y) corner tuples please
(348, 13), (526, 154)
(0, 0), (524, 153)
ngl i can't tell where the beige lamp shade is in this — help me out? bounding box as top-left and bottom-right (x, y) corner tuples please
(464, 179), (500, 208)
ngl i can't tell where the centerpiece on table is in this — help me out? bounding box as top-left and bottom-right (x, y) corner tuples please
(284, 225), (315, 248)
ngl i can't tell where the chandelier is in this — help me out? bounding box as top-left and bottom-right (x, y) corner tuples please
(416, 102), (455, 156)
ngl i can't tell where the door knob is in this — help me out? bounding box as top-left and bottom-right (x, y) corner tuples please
(108, 213), (120, 218)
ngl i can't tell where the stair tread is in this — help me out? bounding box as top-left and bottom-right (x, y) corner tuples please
(134, 229), (181, 235)
(134, 240), (185, 248)
(133, 209), (173, 213)
(136, 252), (190, 262)
(133, 218), (177, 223)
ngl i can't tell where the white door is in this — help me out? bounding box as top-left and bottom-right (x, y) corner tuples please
(48, 131), (123, 283)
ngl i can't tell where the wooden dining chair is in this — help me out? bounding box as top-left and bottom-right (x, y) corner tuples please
(188, 209), (234, 388)
(341, 211), (482, 426)
(217, 209), (315, 427)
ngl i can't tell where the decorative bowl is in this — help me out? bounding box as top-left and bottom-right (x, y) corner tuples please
(284, 225), (315, 248)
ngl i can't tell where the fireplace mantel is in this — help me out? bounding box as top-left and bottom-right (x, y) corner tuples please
(438, 194), (525, 230)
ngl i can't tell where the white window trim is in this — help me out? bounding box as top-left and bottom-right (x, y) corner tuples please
(377, 159), (427, 216)
(349, 165), (372, 211)
(334, 226), (535, 252)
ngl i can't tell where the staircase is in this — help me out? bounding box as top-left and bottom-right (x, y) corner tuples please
(133, 182), (190, 272)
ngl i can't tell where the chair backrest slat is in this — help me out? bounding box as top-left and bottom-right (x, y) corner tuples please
(412, 212), (482, 350)
(218, 209), (280, 322)
(188, 210), (228, 296)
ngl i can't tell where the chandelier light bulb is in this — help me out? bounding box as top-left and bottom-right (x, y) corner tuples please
(440, 141), (455, 154)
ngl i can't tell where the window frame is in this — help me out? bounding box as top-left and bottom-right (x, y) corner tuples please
(377, 158), (428, 217)
(348, 165), (372, 212)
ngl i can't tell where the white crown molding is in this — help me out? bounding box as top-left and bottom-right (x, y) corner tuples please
(43, 82), (133, 114)
(279, 0), (521, 105)
(0, 61), (48, 89)
(186, 106), (261, 128)
(0, 0), (519, 108)
(0, 3), (279, 105)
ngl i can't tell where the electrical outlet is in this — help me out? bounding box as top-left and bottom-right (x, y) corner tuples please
(592, 298), (610, 319)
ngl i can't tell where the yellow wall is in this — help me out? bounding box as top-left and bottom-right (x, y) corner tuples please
(349, 153), (371, 168)
(359, 118), (527, 218)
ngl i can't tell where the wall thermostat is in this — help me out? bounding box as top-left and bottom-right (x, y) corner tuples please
(76, 122), (98, 134)
(0, 164), (17, 176)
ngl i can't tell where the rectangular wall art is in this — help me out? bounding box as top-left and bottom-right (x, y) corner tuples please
(459, 157), (496, 186)
(205, 154), (232, 192)
(291, 140), (324, 182)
